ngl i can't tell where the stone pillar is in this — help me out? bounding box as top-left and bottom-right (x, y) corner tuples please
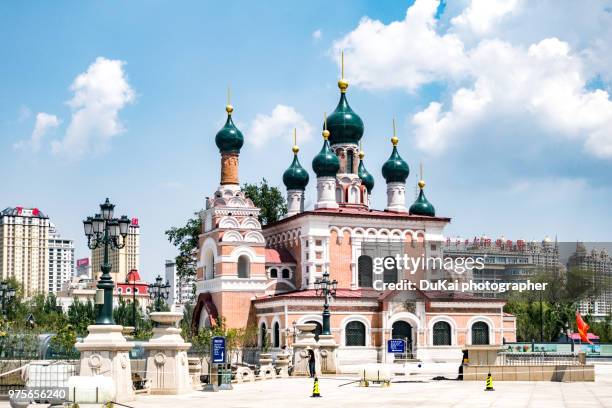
(291, 323), (320, 376)
(317, 334), (339, 374)
(143, 312), (192, 394)
(258, 353), (276, 380)
(315, 177), (338, 209)
(276, 352), (291, 378)
(286, 189), (305, 217)
(75, 325), (135, 403)
(386, 181), (407, 212)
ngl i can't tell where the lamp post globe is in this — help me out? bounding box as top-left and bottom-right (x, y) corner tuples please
(83, 198), (130, 325)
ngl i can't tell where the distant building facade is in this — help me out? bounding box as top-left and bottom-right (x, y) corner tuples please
(0, 207), (50, 296)
(568, 243), (612, 319)
(92, 218), (140, 284)
(165, 259), (195, 310)
(47, 224), (75, 293)
(443, 237), (560, 298)
(76, 258), (92, 279)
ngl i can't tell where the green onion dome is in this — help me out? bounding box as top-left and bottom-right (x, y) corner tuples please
(283, 145), (309, 190)
(312, 129), (340, 177)
(326, 92), (364, 146)
(409, 180), (436, 216)
(382, 136), (409, 183)
(215, 104), (244, 153)
(358, 150), (374, 193)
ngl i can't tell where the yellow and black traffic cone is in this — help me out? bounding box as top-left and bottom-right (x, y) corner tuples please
(311, 377), (321, 398)
(484, 372), (494, 391)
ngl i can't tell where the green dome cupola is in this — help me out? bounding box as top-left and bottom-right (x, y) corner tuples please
(283, 132), (309, 190)
(382, 129), (409, 183)
(409, 180), (436, 217)
(325, 52), (364, 146)
(312, 127), (340, 178)
(215, 104), (244, 153)
(358, 150), (374, 193)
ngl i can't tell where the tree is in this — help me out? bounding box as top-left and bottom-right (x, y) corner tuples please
(67, 299), (96, 337)
(242, 178), (287, 225)
(165, 213), (202, 279)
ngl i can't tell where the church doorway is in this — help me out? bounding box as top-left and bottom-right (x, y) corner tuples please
(392, 321), (413, 359)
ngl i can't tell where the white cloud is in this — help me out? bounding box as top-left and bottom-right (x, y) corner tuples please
(18, 105), (32, 123)
(313, 29), (322, 40)
(51, 57), (135, 158)
(14, 112), (60, 151)
(248, 105), (313, 148)
(332, 0), (612, 158)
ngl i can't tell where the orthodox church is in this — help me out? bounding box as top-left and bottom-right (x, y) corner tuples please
(193, 68), (516, 367)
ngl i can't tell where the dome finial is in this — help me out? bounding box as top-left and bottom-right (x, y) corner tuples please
(292, 128), (299, 154)
(418, 161), (425, 189)
(359, 141), (365, 160)
(322, 112), (330, 140)
(338, 51), (349, 93)
(226, 85), (233, 114)
(391, 118), (399, 146)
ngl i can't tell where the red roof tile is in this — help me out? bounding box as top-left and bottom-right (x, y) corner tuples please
(265, 248), (296, 264)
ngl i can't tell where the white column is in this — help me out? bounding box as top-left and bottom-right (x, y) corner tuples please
(315, 177), (338, 209)
(386, 182), (407, 213)
(286, 189), (304, 217)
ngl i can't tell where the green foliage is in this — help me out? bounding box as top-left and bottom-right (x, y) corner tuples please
(186, 317), (258, 360)
(505, 267), (611, 342)
(588, 314), (612, 343)
(165, 213), (202, 279)
(242, 178), (287, 225)
(67, 299), (96, 336)
(49, 324), (79, 359)
(113, 296), (154, 340)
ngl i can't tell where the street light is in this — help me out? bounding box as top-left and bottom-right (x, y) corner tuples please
(314, 269), (337, 336)
(0, 281), (16, 319)
(148, 275), (170, 312)
(125, 270), (138, 330)
(83, 198), (130, 325)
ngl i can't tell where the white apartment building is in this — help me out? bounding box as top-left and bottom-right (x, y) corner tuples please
(47, 224), (75, 293)
(92, 218), (140, 284)
(569, 243), (612, 319)
(165, 259), (195, 311)
(0, 207), (50, 296)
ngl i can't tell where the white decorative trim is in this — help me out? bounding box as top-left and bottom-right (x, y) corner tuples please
(466, 315), (495, 345)
(218, 216), (240, 229)
(244, 231), (265, 243)
(222, 230), (243, 242)
(340, 315), (372, 347)
(196, 276), (268, 293)
(387, 311), (421, 330)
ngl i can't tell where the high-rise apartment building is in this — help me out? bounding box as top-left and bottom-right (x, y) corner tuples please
(92, 218), (140, 284)
(0, 207), (50, 296)
(47, 224), (75, 293)
(568, 243), (612, 319)
(165, 259), (195, 310)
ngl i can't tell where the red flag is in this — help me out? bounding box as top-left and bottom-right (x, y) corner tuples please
(576, 311), (593, 344)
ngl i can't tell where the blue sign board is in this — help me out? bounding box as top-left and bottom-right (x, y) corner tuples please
(212, 336), (226, 363)
(387, 339), (405, 354)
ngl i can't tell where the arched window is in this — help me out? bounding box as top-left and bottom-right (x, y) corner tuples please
(358, 255), (373, 288)
(269, 268), (278, 278)
(471, 321), (490, 345)
(282, 268), (290, 279)
(260, 322), (267, 348)
(238, 255), (250, 278)
(383, 256), (398, 284)
(347, 150), (354, 173)
(305, 320), (323, 342)
(273, 322), (280, 348)
(204, 249), (215, 280)
(433, 321), (452, 346)
(345, 321), (366, 346)
(335, 187), (343, 203)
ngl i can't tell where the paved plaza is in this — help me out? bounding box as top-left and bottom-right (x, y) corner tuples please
(132, 365), (612, 408)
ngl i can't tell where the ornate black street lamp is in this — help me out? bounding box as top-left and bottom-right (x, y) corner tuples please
(83, 198), (131, 325)
(314, 270), (337, 336)
(0, 281), (16, 319)
(148, 275), (170, 312)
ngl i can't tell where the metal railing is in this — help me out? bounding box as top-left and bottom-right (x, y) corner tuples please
(497, 352), (580, 366)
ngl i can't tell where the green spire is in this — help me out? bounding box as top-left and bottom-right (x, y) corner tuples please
(283, 131), (309, 190)
(381, 125), (409, 183)
(409, 180), (436, 216)
(358, 149), (374, 193)
(312, 125), (340, 178)
(215, 93), (244, 153)
(325, 51), (363, 146)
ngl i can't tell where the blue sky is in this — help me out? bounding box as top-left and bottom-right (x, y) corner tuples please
(2, 1), (612, 281)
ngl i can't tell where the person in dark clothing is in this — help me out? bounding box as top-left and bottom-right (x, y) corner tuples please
(307, 349), (316, 378)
